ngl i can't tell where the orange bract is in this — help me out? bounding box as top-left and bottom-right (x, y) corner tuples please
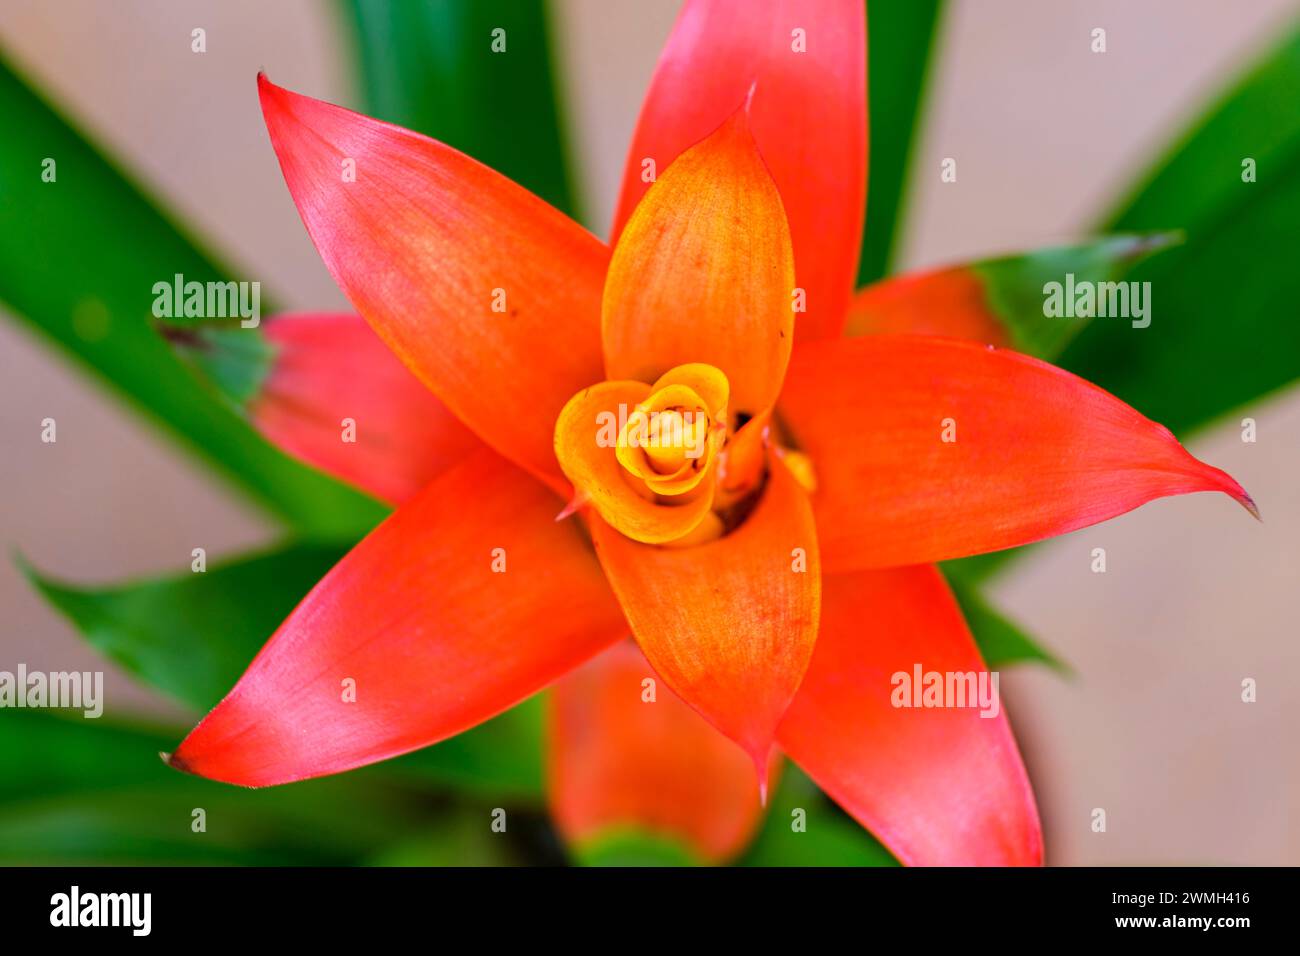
(250, 313), (485, 505)
(549, 641), (773, 864)
(256, 74), (606, 496)
(590, 456), (821, 776)
(603, 112), (796, 421)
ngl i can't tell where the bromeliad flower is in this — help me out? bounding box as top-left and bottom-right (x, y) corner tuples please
(165, 0), (1255, 866)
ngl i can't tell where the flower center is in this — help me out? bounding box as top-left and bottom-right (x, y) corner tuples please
(615, 380), (723, 497)
(552, 362), (738, 546)
(643, 408), (709, 474)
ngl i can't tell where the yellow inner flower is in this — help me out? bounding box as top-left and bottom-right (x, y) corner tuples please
(643, 408), (708, 475)
(614, 366), (729, 500)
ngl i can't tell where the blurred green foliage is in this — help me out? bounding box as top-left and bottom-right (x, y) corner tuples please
(1064, 28), (1300, 435)
(948, 578), (1068, 674)
(339, 0), (578, 220)
(0, 711), (543, 865)
(0, 54), (386, 540)
(21, 545), (347, 712)
(741, 767), (898, 867)
(859, 0), (945, 284)
(970, 233), (1179, 359)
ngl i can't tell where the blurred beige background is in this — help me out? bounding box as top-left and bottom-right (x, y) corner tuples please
(1, 0), (1297, 864)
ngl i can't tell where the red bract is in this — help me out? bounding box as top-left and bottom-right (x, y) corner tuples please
(167, 0), (1253, 866)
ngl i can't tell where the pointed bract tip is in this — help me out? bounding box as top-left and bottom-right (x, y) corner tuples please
(1195, 459), (1260, 523)
(256, 71), (292, 114)
(161, 750), (194, 776)
(1214, 468), (1261, 521)
(256, 72), (274, 111)
(554, 491), (587, 522)
(750, 744), (773, 807)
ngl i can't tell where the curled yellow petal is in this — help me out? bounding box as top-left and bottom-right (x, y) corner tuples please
(554, 380), (716, 544)
(555, 364), (732, 545)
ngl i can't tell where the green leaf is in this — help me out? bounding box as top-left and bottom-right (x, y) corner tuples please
(572, 828), (702, 867)
(1066, 165), (1300, 435)
(0, 710), (179, 802)
(365, 809), (522, 866)
(858, 0), (945, 284)
(946, 574), (1068, 673)
(337, 0), (578, 220)
(162, 322), (278, 407)
(388, 695), (546, 802)
(740, 766), (898, 867)
(1101, 28), (1300, 237)
(20, 544), (346, 712)
(21, 544), (547, 801)
(0, 52), (384, 539)
(974, 233), (1179, 359)
(0, 712), (425, 865)
(1060, 25), (1300, 437)
(0, 787), (413, 866)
